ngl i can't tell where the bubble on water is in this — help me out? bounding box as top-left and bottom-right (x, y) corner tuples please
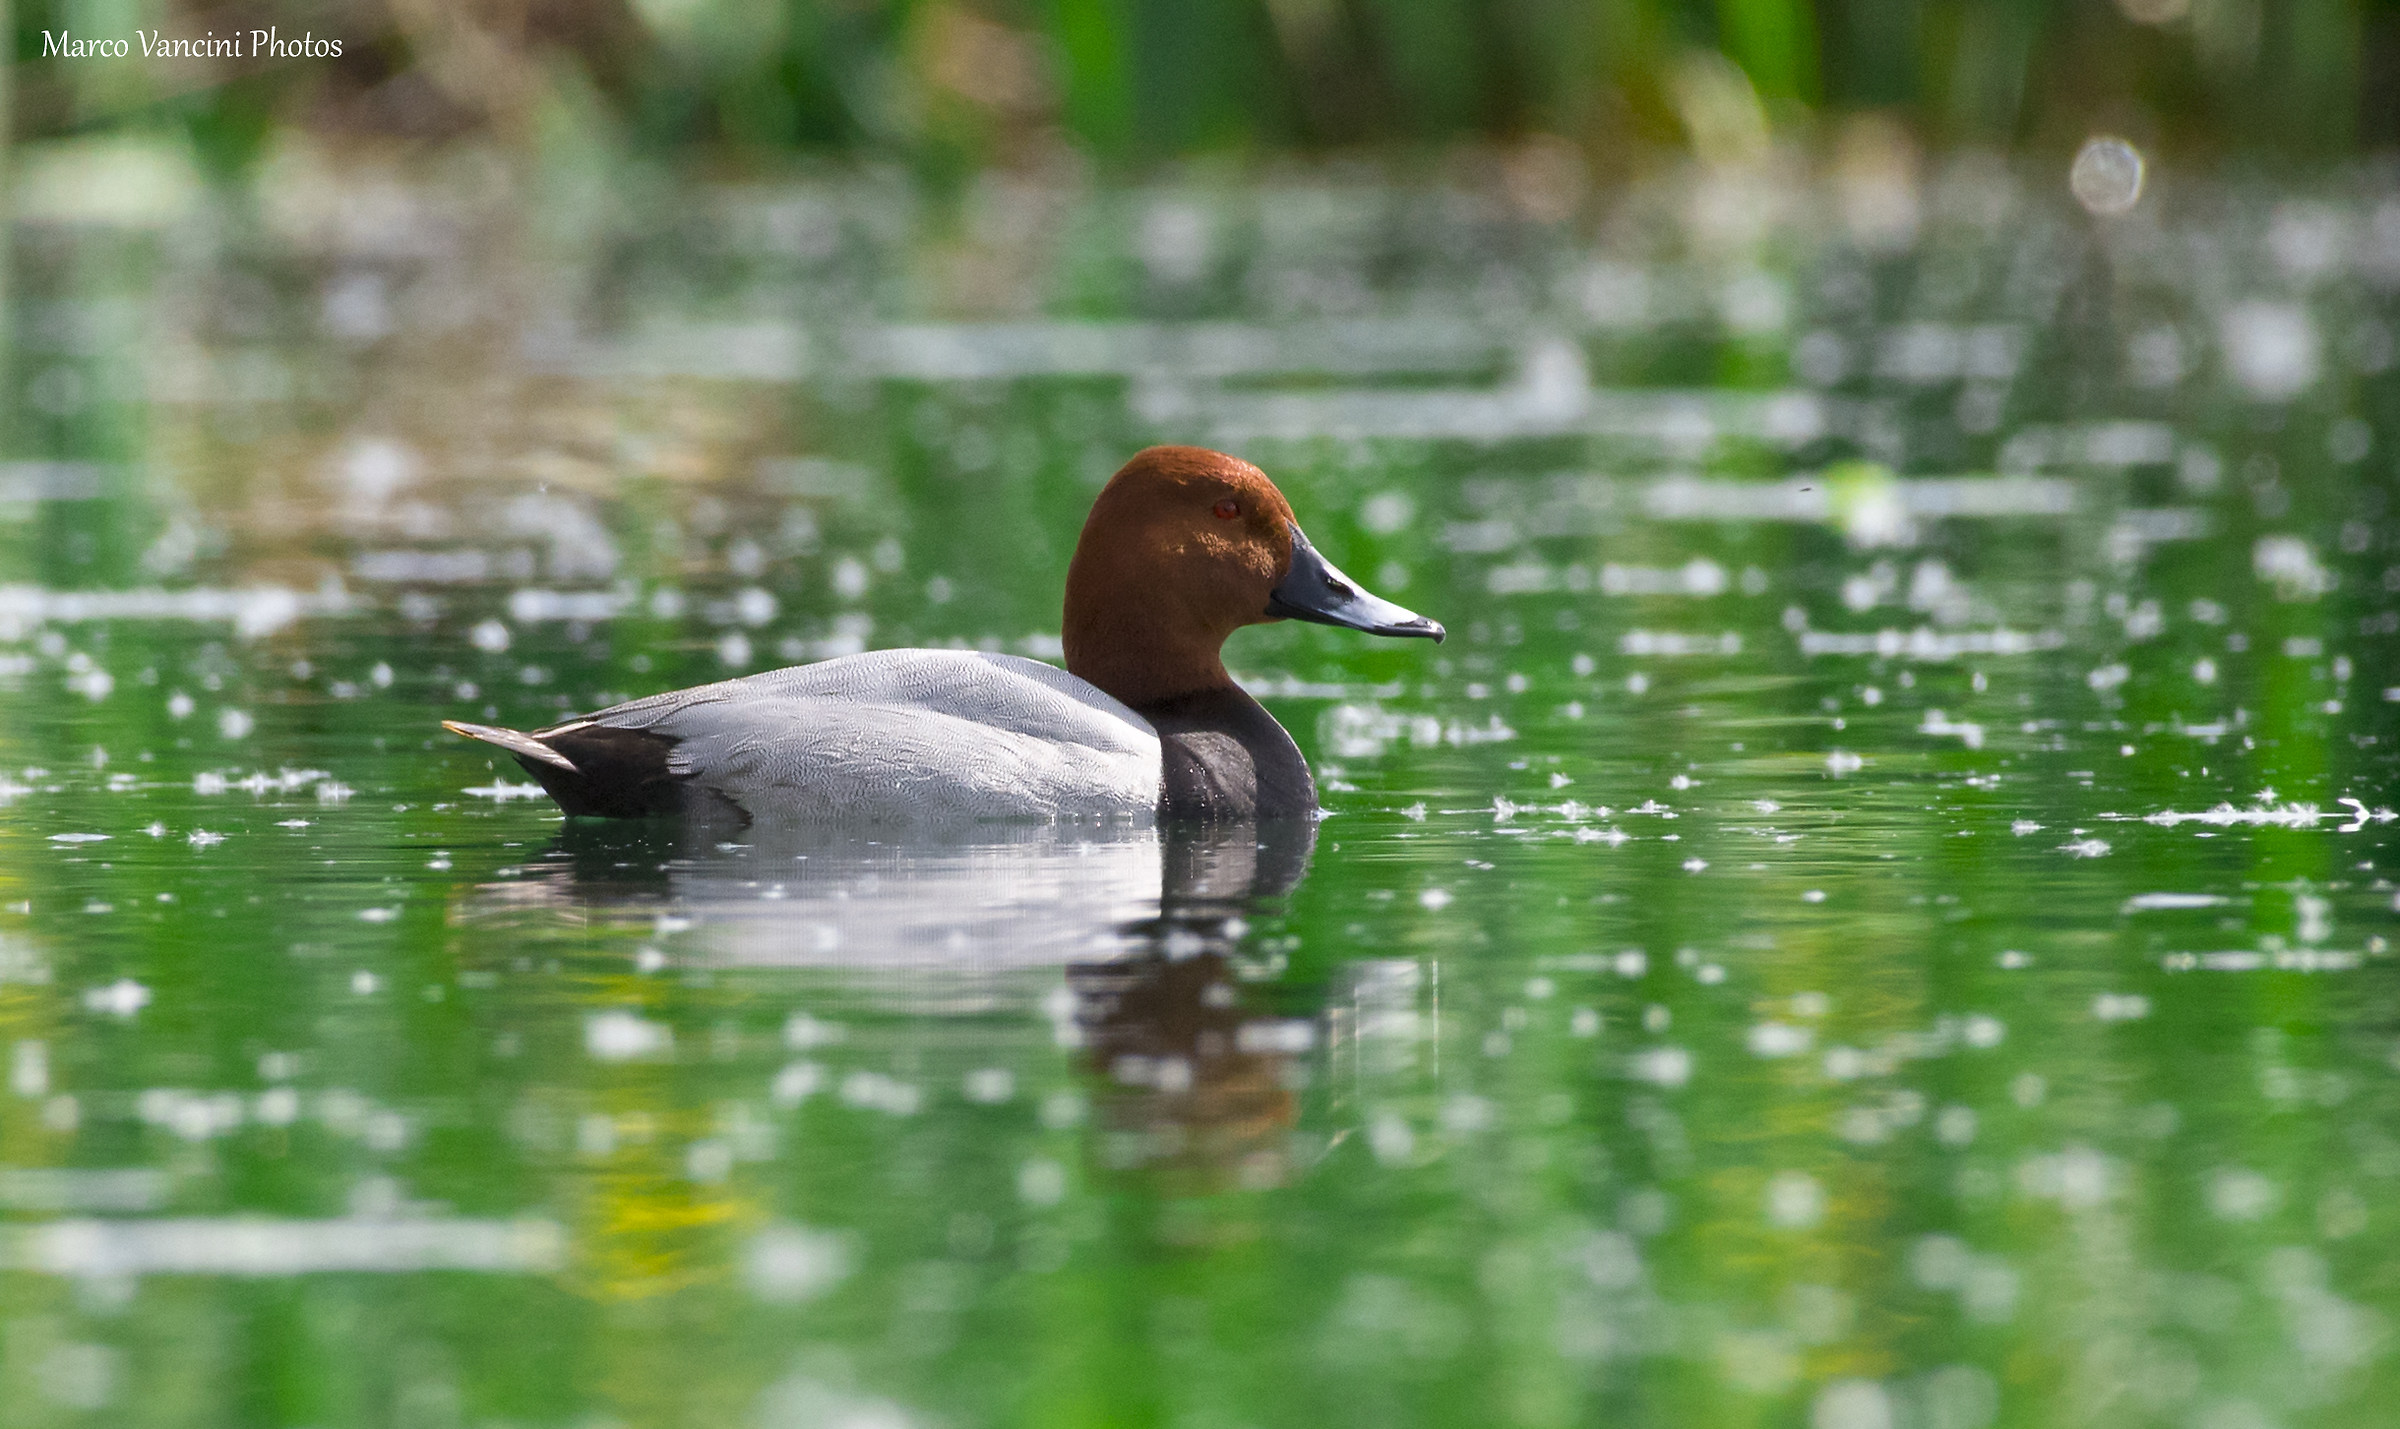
(1766, 1171), (1823, 1228)
(2208, 1167), (2280, 1221)
(1356, 1109), (1413, 1166)
(1359, 491), (1415, 534)
(6, 1040), (49, 1101)
(2093, 993), (2150, 1021)
(1630, 1047), (1691, 1087)
(81, 980), (150, 1017)
(1748, 1022), (1812, 1057)
(2070, 137), (2145, 216)
(1017, 1157), (1068, 1205)
(770, 1061), (823, 1106)
(585, 1011), (672, 1061)
(1935, 1105), (1978, 1147)
(216, 709), (253, 740)
(744, 1223), (852, 1303)
(2222, 303), (2321, 402)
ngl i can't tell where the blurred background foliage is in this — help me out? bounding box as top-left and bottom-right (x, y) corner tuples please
(9, 0), (2400, 183)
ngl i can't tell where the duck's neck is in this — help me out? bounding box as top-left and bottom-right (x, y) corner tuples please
(1062, 608), (1235, 711)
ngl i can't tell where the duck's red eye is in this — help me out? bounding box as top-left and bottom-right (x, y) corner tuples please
(1213, 498), (1240, 519)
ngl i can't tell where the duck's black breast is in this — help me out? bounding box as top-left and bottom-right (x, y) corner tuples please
(1134, 686), (1317, 822)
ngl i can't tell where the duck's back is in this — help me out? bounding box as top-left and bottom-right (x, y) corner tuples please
(585, 650), (1161, 822)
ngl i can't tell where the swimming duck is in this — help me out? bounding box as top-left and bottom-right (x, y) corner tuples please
(443, 446), (1441, 823)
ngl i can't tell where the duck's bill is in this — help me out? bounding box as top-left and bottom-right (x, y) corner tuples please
(1265, 522), (1445, 642)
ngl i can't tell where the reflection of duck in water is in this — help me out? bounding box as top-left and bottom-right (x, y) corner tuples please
(1069, 819), (1321, 1190)
(481, 813), (1325, 1186)
(444, 446), (1439, 823)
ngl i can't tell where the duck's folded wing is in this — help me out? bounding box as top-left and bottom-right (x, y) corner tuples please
(611, 650), (1161, 821)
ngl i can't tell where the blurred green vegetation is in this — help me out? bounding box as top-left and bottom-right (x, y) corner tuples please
(9, 0), (2400, 175)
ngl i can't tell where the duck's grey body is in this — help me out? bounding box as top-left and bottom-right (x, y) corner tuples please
(452, 650), (1163, 823)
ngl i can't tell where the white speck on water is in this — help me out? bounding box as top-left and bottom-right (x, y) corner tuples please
(2208, 1167), (2281, 1221)
(1766, 1171), (1824, 1230)
(463, 781), (547, 801)
(2061, 838), (2111, 858)
(2011, 820), (2042, 835)
(2093, 993), (2151, 1021)
(1017, 1158), (1069, 1206)
(1419, 888), (1453, 910)
(744, 1223), (853, 1303)
(839, 1071), (921, 1115)
(1935, 1105), (1978, 1147)
(82, 980), (150, 1018)
(350, 971), (380, 995)
(8, 1213), (566, 1277)
(1826, 750), (1863, 776)
(1997, 950), (2033, 969)
(315, 782), (353, 804)
(783, 1013), (845, 1049)
(1682, 858), (1708, 872)
(187, 830), (224, 848)
(770, 1062), (823, 1106)
(1359, 491), (1415, 534)
(216, 709), (253, 740)
(2255, 533), (2333, 599)
(2017, 1145), (2112, 1207)
(1367, 1109), (1416, 1165)
(2125, 892), (2228, 910)
(2070, 136), (2145, 215)
(685, 1140), (733, 1183)
(166, 691), (195, 720)
(1629, 1046), (1691, 1087)
(1802, 889), (1827, 903)
(1570, 1007), (1601, 1037)
(356, 907), (397, 923)
(586, 1011), (672, 1062)
(11, 1041), (49, 1098)
(468, 619), (511, 653)
(1748, 1022), (1813, 1057)
(1919, 710), (1984, 749)
(963, 1068), (1015, 1104)
(48, 833), (109, 844)
(2223, 303), (2322, 403)
(1962, 1014), (2006, 1047)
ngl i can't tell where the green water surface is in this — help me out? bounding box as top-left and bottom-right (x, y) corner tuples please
(2, 155), (2397, 1429)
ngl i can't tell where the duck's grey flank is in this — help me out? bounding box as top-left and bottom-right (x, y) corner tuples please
(454, 650), (1162, 823)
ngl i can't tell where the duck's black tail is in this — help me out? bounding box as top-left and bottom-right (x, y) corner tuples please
(441, 719), (687, 818)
